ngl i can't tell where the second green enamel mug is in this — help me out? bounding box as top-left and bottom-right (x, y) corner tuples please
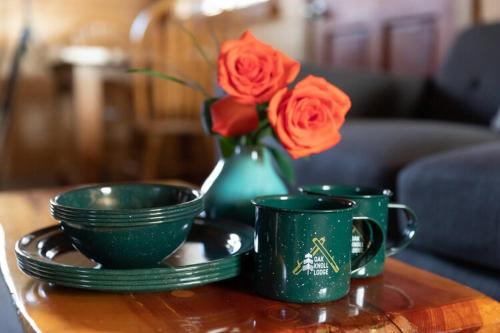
(299, 185), (417, 278)
(252, 195), (383, 303)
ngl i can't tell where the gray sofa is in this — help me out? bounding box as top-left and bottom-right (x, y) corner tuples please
(295, 23), (500, 299)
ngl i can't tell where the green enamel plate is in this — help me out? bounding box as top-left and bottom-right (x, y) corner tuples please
(19, 265), (239, 292)
(16, 218), (253, 281)
(17, 257), (239, 282)
(18, 260), (239, 288)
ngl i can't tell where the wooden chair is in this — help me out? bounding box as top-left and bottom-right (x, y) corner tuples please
(129, 0), (279, 181)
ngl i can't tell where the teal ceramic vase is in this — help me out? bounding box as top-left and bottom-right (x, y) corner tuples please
(201, 145), (288, 226)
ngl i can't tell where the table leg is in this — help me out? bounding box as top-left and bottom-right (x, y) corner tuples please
(72, 66), (104, 182)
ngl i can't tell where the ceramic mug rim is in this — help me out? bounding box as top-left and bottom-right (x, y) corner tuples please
(252, 194), (356, 214)
(299, 184), (393, 199)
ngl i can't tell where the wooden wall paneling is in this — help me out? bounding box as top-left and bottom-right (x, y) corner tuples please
(381, 15), (438, 75)
(306, 0), (377, 69)
(304, 17), (323, 64)
(479, 0), (500, 22)
(151, 15), (169, 120)
(32, 0), (151, 48)
(323, 23), (370, 69)
(305, 0), (466, 75)
(472, 0), (482, 23)
(372, 0), (458, 74)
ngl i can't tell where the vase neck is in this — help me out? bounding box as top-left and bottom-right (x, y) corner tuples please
(233, 145), (268, 160)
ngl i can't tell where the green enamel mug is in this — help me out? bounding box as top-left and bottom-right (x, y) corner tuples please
(299, 185), (417, 278)
(252, 195), (383, 303)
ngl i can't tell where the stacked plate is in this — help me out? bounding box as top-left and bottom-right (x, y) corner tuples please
(16, 218), (254, 292)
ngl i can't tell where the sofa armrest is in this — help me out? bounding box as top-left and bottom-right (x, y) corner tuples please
(299, 63), (427, 119)
(398, 141), (500, 272)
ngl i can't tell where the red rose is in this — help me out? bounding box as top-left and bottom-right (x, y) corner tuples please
(218, 30), (300, 105)
(210, 96), (259, 137)
(268, 75), (351, 159)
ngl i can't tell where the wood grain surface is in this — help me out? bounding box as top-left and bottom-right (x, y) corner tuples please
(0, 186), (498, 332)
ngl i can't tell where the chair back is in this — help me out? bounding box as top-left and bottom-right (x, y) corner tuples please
(129, 0), (279, 133)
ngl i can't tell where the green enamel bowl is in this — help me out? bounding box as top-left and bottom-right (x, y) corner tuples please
(50, 183), (202, 215)
(50, 206), (203, 227)
(49, 196), (202, 219)
(59, 217), (194, 269)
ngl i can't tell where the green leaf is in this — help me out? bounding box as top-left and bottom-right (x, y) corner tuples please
(256, 103), (268, 119)
(266, 145), (296, 185)
(201, 98), (218, 135)
(255, 126), (272, 141)
(127, 68), (212, 98)
(218, 136), (239, 159)
(249, 118), (271, 145)
(207, 24), (221, 54)
(174, 21), (216, 69)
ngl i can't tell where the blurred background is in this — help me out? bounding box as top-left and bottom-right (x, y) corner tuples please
(1, 0), (499, 189)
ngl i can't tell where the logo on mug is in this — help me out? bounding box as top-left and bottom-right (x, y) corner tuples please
(292, 237), (339, 276)
(352, 226), (365, 254)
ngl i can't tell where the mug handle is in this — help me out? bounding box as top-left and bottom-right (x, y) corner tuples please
(351, 216), (384, 273)
(386, 203), (418, 257)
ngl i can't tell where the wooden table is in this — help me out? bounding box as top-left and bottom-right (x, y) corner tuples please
(0, 187), (499, 332)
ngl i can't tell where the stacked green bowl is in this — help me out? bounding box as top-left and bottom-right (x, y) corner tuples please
(49, 183), (203, 268)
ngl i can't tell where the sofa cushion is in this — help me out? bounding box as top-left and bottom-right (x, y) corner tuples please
(397, 142), (500, 271)
(294, 120), (498, 190)
(395, 248), (500, 300)
(299, 63), (426, 119)
(491, 105), (500, 132)
(423, 23), (500, 124)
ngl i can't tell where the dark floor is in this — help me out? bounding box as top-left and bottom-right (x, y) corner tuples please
(0, 269), (23, 333)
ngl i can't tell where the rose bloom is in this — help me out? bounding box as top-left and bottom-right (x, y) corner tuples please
(218, 30), (300, 105)
(211, 96), (259, 136)
(268, 75), (351, 159)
